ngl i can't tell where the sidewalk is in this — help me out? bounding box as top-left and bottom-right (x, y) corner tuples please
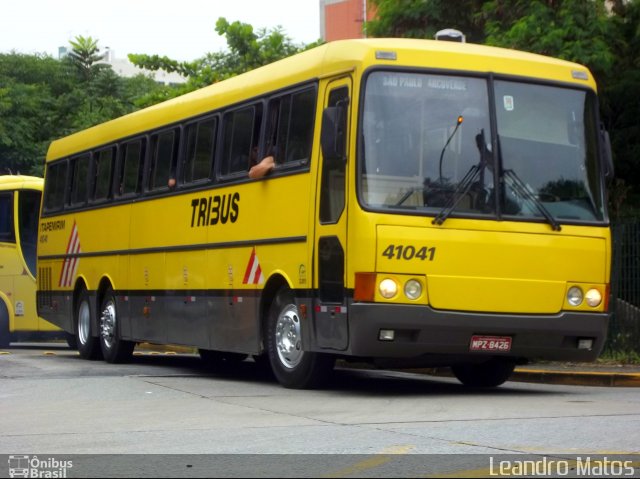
(511, 362), (640, 387)
(417, 362), (640, 387)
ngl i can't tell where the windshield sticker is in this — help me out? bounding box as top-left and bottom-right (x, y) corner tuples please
(427, 78), (467, 91)
(382, 75), (423, 88)
(503, 95), (514, 111)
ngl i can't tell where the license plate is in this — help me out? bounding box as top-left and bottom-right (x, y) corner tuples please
(469, 335), (512, 352)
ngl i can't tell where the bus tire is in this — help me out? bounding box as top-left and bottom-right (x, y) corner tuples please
(99, 287), (134, 364)
(451, 358), (516, 388)
(266, 287), (334, 389)
(0, 300), (10, 348)
(75, 289), (101, 360)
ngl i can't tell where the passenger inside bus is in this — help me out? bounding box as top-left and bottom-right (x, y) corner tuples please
(248, 145), (277, 179)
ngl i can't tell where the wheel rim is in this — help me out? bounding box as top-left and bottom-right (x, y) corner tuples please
(77, 300), (91, 346)
(100, 299), (117, 349)
(275, 303), (303, 369)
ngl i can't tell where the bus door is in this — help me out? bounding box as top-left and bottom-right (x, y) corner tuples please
(313, 77), (351, 351)
(14, 189), (42, 331)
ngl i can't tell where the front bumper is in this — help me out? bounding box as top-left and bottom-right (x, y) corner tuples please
(345, 303), (609, 362)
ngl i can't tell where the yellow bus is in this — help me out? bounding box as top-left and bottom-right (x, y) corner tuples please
(0, 175), (62, 346)
(37, 38), (613, 388)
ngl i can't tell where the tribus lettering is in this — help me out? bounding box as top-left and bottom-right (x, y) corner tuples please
(190, 193), (240, 227)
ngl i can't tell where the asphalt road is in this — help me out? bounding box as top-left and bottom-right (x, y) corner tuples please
(1, 344), (639, 477)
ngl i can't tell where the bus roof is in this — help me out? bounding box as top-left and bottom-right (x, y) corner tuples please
(0, 175), (43, 191)
(46, 38), (595, 162)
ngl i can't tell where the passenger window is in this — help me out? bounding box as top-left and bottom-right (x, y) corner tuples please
(0, 192), (15, 243)
(150, 130), (178, 190)
(221, 105), (263, 176)
(118, 139), (145, 196)
(44, 161), (69, 212)
(93, 148), (114, 201)
(184, 118), (216, 184)
(267, 88), (316, 167)
(70, 155), (90, 206)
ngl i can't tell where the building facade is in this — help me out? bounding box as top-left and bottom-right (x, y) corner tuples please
(320, 0), (377, 42)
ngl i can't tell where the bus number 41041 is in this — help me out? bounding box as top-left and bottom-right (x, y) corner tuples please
(382, 244), (436, 261)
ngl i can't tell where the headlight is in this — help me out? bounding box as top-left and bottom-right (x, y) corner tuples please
(379, 279), (398, 299)
(404, 279), (422, 300)
(585, 289), (602, 307)
(567, 286), (583, 306)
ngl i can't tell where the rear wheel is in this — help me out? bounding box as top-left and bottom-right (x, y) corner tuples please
(266, 287), (334, 389)
(452, 358), (516, 388)
(75, 289), (101, 360)
(99, 287), (134, 363)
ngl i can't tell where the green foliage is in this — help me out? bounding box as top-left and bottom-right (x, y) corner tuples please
(129, 17), (316, 107)
(0, 38), (165, 175)
(0, 53), (74, 175)
(367, 0), (486, 42)
(482, 0), (615, 78)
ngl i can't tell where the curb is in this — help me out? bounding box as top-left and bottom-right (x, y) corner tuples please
(510, 368), (640, 387)
(413, 366), (640, 387)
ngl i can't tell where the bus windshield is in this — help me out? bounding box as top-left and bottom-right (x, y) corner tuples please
(360, 71), (605, 223)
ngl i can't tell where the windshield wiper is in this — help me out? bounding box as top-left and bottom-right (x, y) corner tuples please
(432, 129), (488, 226)
(502, 169), (562, 231)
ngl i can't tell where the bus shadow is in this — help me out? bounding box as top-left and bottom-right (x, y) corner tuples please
(125, 353), (562, 397)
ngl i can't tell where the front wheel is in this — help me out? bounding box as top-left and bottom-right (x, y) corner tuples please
(99, 287), (134, 363)
(452, 358), (516, 388)
(266, 287), (334, 389)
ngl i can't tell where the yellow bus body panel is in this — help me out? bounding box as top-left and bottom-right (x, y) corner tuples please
(376, 222), (609, 314)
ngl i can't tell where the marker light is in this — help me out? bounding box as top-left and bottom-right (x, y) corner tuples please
(404, 279), (422, 300)
(379, 279), (398, 299)
(585, 289), (603, 308)
(567, 286), (583, 306)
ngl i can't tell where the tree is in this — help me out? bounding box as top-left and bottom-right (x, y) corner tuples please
(0, 39), (165, 175)
(367, 0), (486, 42)
(482, 0), (615, 79)
(0, 53), (74, 175)
(129, 17), (320, 106)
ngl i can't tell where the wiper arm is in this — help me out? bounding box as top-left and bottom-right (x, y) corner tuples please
(432, 162), (484, 225)
(432, 129), (487, 226)
(502, 169), (562, 231)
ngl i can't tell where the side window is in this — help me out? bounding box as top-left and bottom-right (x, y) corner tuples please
(150, 129), (179, 190)
(221, 104), (263, 176)
(117, 139), (145, 197)
(18, 189), (41, 276)
(93, 148), (115, 201)
(267, 87), (316, 167)
(183, 117), (216, 184)
(44, 161), (69, 212)
(70, 155), (90, 206)
(0, 192), (15, 243)
(320, 86), (349, 224)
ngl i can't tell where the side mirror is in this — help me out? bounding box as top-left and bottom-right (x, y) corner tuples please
(600, 124), (614, 179)
(321, 105), (347, 163)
